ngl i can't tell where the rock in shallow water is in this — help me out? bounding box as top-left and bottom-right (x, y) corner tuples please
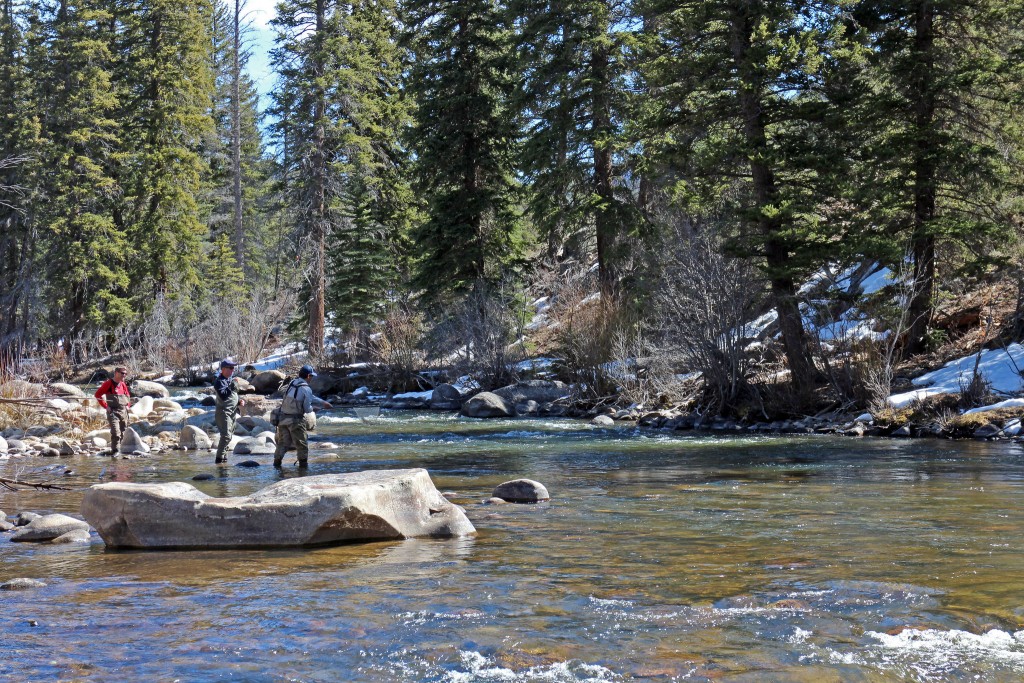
(492, 478), (550, 503)
(0, 578), (47, 590)
(11, 514), (91, 542)
(81, 469), (476, 549)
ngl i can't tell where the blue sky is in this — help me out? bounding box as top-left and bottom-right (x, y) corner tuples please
(243, 0), (278, 109)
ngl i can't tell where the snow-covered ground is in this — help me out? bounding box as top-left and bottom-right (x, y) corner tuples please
(888, 343), (1024, 408)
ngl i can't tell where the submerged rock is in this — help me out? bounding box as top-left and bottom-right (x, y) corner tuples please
(492, 479), (550, 503)
(82, 469), (477, 549)
(0, 578), (47, 590)
(11, 514), (90, 542)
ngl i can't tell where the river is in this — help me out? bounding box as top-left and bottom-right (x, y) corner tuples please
(1, 411), (1023, 681)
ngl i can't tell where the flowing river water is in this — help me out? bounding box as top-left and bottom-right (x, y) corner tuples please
(1, 411), (1024, 681)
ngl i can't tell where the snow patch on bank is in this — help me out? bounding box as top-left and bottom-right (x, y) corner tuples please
(888, 344), (1024, 407)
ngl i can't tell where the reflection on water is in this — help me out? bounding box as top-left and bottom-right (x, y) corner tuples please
(2, 412), (1024, 681)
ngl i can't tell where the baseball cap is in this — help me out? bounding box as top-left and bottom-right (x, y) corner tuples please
(299, 364), (317, 378)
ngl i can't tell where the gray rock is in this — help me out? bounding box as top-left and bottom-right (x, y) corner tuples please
(251, 370), (287, 394)
(429, 387), (464, 411)
(131, 380), (170, 398)
(49, 382), (86, 398)
(6, 438), (26, 453)
(0, 435), (6, 453)
(152, 398), (183, 412)
(483, 497), (508, 505)
(57, 440), (76, 456)
(15, 511), (40, 526)
(515, 400), (539, 416)
(50, 528), (92, 544)
(0, 578), (47, 590)
(178, 425), (212, 450)
(40, 447), (60, 457)
(233, 437), (275, 455)
(11, 513), (91, 542)
(82, 469), (477, 549)
(235, 460), (260, 467)
(460, 392), (514, 419)
(192, 473), (215, 481)
(0, 520), (15, 531)
(591, 415), (615, 426)
(492, 380), (570, 405)
(973, 423), (1003, 439)
(844, 424), (866, 437)
(492, 478), (550, 503)
(891, 425), (912, 437)
(119, 428), (150, 454)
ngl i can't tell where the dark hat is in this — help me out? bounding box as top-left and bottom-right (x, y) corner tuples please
(299, 364), (316, 378)
(220, 357), (238, 368)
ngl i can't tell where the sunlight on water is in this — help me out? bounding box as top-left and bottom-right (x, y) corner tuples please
(1, 412), (1023, 681)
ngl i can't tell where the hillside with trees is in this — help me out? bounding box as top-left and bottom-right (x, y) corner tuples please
(1, 0), (1022, 419)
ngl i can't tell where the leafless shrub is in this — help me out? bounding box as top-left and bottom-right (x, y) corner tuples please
(545, 268), (634, 401)
(369, 305), (425, 392)
(651, 218), (764, 414)
(423, 282), (529, 391)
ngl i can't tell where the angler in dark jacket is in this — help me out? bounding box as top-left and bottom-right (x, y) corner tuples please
(213, 357), (244, 463)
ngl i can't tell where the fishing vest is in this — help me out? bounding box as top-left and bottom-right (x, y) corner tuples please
(281, 379), (309, 417)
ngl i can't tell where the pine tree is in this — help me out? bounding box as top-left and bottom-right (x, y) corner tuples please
(0, 0), (42, 351)
(638, 0), (858, 389)
(322, 0), (413, 333)
(118, 0), (215, 306)
(404, 0), (526, 305)
(850, 0), (1024, 353)
(207, 0), (272, 290)
(270, 0), (337, 356)
(32, 0), (130, 346)
(510, 0), (633, 296)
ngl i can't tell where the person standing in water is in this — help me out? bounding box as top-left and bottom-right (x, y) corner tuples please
(273, 364), (330, 469)
(94, 366), (131, 455)
(213, 357), (245, 464)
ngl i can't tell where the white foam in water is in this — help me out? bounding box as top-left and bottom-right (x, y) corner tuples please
(445, 651), (619, 682)
(863, 628), (1024, 674)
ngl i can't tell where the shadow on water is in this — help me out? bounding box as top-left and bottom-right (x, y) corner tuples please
(2, 412), (1024, 681)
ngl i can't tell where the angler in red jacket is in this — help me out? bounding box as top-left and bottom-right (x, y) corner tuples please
(94, 366), (132, 455)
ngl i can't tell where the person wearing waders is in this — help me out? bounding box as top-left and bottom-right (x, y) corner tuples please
(214, 357), (244, 464)
(94, 366), (131, 455)
(273, 365), (323, 469)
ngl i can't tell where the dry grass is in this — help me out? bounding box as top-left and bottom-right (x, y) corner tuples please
(0, 380), (46, 430)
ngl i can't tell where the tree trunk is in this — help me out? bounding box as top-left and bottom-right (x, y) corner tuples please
(307, 0), (327, 357)
(590, 12), (615, 301)
(905, 0), (936, 355)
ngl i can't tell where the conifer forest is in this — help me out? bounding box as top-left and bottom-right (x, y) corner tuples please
(1, 0), (1023, 412)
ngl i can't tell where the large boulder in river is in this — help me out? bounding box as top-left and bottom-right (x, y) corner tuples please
(81, 469), (476, 549)
(131, 380), (170, 398)
(460, 392), (514, 418)
(250, 370), (287, 395)
(492, 380), (570, 406)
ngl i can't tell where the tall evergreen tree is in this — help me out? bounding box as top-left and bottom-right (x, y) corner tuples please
(322, 0), (413, 333)
(270, 0), (337, 356)
(404, 0), (526, 304)
(32, 0), (130, 346)
(118, 0), (215, 305)
(207, 0), (271, 289)
(510, 0), (633, 296)
(850, 0), (1024, 353)
(0, 0), (41, 351)
(638, 0), (857, 389)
